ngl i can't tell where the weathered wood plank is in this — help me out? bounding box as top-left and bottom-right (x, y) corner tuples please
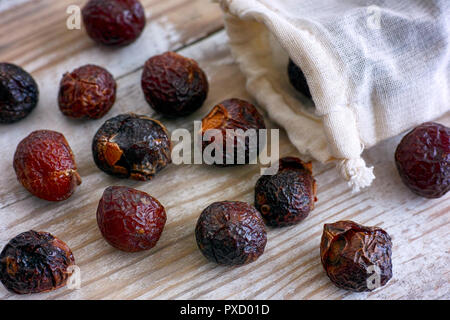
(0, 0), (223, 75)
(0, 1), (449, 300)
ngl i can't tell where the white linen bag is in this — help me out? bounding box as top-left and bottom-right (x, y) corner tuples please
(215, 0), (450, 190)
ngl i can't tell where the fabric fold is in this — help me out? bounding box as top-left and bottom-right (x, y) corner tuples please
(216, 0), (449, 190)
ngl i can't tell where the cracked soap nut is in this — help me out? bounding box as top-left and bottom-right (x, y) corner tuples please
(58, 64), (116, 119)
(201, 98), (266, 166)
(195, 201), (267, 266)
(395, 122), (449, 198)
(0, 63), (39, 123)
(82, 0), (146, 46)
(92, 113), (172, 180)
(97, 186), (166, 252)
(13, 130), (82, 201)
(255, 157), (317, 227)
(141, 52), (209, 117)
(288, 59), (312, 99)
(320, 220), (393, 292)
(0, 230), (75, 294)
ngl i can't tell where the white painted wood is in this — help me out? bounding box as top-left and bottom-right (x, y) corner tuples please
(0, 1), (448, 300)
(0, 0), (30, 12)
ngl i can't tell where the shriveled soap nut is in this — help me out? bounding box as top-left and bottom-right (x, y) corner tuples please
(395, 122), (449, 198)
(97, 186), (166, 252)
(82, 0), (146, 46)
(58, 64), (116, 119)
(0, 63), (39, 123)
(92, 113), (172, 180)
(0, 230), (75, 294)
(195, 201), (267, 266)
(288, 59), (312, 99)
(201, 98), (266, 166)
(255, 157), (317, 227)
(320, 220), (393, 292)
(13, 130), (81, 201)
(141, 52), (209, 117)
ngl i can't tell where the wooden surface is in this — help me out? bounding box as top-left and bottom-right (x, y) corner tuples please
(0, 0), (449, 300)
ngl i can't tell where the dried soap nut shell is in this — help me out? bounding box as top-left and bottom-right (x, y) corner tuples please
(141, 52), (209, 117)
(320, 220), (393, 292)
(0, 230), (75, 294)
(82, 0), (146, 47)
(0, 63), (39, 123)
(13, 130), (81, 201)
(195, 201), (267, 266)
(97, 186), (167, 252)
(201, 98), (266, 166)
(287, 59), (312, 99)
(395, 122), (449, 198)
(255, 157), (317, 227)
(58, 64), (116, 120)
(92, 113), (172, 181)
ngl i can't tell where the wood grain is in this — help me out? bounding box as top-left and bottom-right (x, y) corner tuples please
(0, 0), (449, 300)
(0, 0), (223, 75)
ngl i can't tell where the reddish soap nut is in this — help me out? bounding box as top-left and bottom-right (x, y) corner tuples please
(255, 157), (317, 227)
(13, 130), (82, 201)
(0, 230), (75, 294)
(288, 59), (312, 99)
(82, 0), (146, 47)
(201, 98), (266, 166)
(395, 122), (449, 198)
(141, 52), (209, 117)
(97, 186), (167, 252)
(195, 201), (267, 266)
(92, 113), (172, 181)
(320, 221), (393, 292)
(0, 63), (39, 123)
(58, 64), (116, 120)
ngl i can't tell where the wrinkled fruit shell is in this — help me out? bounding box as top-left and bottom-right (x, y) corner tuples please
(141, 51), (209, 117)
(82, 0), (146, 46)
(0, 230), (75, 294)
(255, 157), (317, 227)
(13, 130), (81, 201)
(395, 122), (449, 198)
(201, 98), (266, 166)
(58, 64), (116, 119)
(287, 59), (312, 99)
(97, 186), (167, 252)
(320, 220), (393, 292)
(195, 201), (267, 266)
(92, 113), (172, 181)
(0, 63), (39, 123)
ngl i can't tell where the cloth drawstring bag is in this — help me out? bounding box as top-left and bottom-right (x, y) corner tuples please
(214, 0), (449, 191)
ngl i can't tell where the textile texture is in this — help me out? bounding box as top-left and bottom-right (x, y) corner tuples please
(216, 0), (450, 190)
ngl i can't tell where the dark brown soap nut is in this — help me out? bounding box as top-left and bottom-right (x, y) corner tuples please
(0, 230), (75, 294)
(395, 122), (449, 198)
(195, 201), (267, 266)
(255, 157), (317, 227)
(288, 59), (312, 99)
(82, 0), (146, 47)
(0, 63), (39, 124)
(97, 186), (166, 252)
(141, 51), (209, 117)
(92, 113), (172, 181)
(58, 64), (116, 120)
(320, 220), (393, 292)
(201, 98), (266, 166)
